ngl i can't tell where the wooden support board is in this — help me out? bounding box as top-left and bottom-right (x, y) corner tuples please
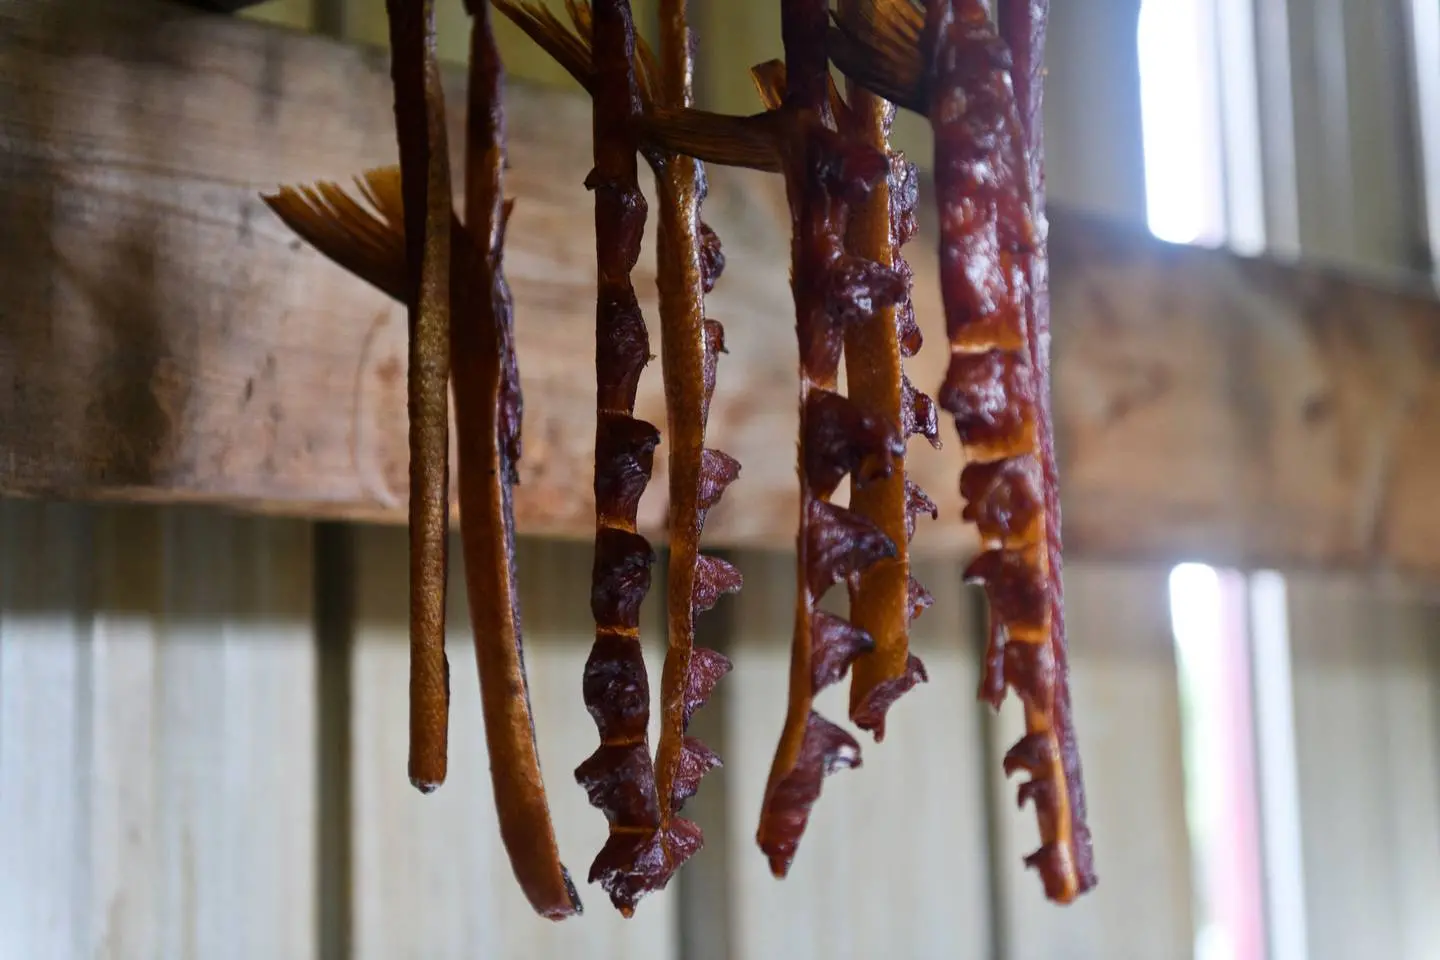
(4, 0), (1440, 581)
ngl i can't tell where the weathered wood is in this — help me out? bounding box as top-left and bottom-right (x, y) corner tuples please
(1042, 215), (1440, 581)
(4, 0), (1440, 579)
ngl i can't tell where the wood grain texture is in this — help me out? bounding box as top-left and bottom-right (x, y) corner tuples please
(987, 565), (1194, 960)
(1041, 213), (1440, 581)
(0, 501), (318, 960)
(5, 0), (1440, 580)
(347, 525), (676, 954)
(718, 553), (994, 959)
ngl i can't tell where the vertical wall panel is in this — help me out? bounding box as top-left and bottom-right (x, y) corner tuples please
(1339, 0), (1423, 271)
(991, 564), (1194, 960)
(335, 0), (658, 87)
(1285, 575), (1440, 960)
(87, 507), (166, 960)
(0, 501), (319, 960)
(240, 0), (316, 29)
(1268, 4), (1440, 956)
(719, 552), (993, 960)
(1284, 0), (1423, 270)
(1043, 0), (1148, 223)
(162, 511), (318, 960)
(348, 526), (675, 959)
(513, 538), (673, 950)
(0, 501), (96, 958)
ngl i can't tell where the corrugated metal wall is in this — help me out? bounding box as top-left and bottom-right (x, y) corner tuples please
(0, 1), (1436, 958)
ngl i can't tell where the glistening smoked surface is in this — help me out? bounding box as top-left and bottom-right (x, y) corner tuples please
(5, 0), (1440, 579)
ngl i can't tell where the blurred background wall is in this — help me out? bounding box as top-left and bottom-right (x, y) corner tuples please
(1, 1), (1437, 958)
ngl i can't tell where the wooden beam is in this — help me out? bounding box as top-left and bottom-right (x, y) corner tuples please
(1043, 212), (1440, 581)
(3, 0), (1439, 580)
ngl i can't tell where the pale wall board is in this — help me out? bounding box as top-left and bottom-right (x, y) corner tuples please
(347, 525), (676, 959)
(1285, 575), (1440, 960)
(719, 552), (994, 960)
(1276, 8), (1440, 951)
(1042, 0), (1148, 224)
(1284, 0), (1424, 271)
(0, 500), (318, 960)
(990, 564), (1195, 960)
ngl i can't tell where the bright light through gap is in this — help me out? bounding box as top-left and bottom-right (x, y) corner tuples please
(1169, 562), (1236, 960)
(1138, 0), (1217, 243)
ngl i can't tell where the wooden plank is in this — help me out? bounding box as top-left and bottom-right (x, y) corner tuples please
(1043, 209), (1440, 582)
(718, 553), (994, 959)
(5, 1), (1440, 581)
(1285, 575), (1440, 960)
(0, 0), (964, 558)
(347, 525), (675, 956)
(0, 501), (318, 959)
(988, 565), (1194, 960)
